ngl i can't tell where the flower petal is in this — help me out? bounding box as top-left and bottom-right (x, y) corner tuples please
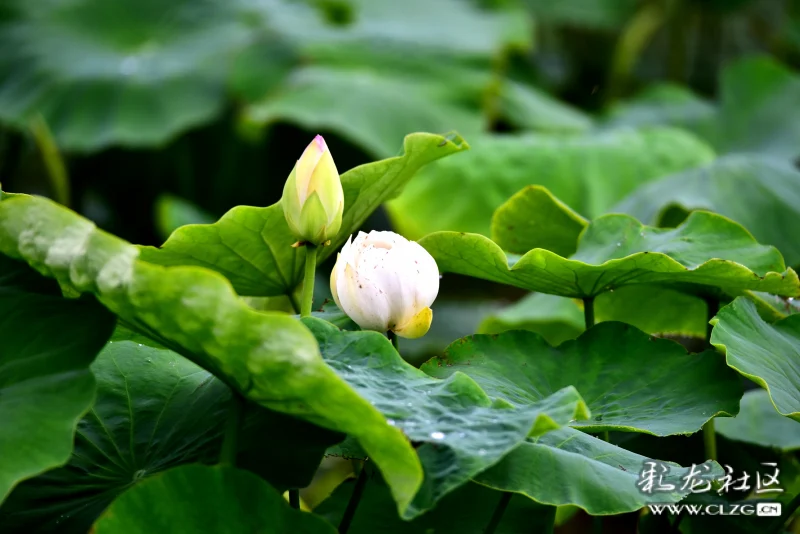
(295, 135), (328, 204)
(330, 253), (342, 310)
(393, 306), (433, 339)
(337, 263), (391, 332)
(407, 241), (440, 308)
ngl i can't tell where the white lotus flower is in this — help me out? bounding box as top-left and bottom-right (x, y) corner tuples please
(330, 231), (440, 338)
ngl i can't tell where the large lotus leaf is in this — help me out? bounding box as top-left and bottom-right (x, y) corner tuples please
(474, 427), (722, 515)
(603, 57), (800, 161)
(614, 155), (800, 267)
(92, 464), (336, 533)
(479, 285), (708, 343)
(602, 84), (718, 139)
(0, 193), (422, 515)
(747, 291), (800, 322)
(241, 0), (545, 156)
(316, 475), (556, 534)
(0, 256), (116, 503)
(423, 323), (741, 436)
(138, 132), (468, 297)
(711, 297), (800, 422)
(0, 0), (525, 153)
(244, 56), (586, 157)
(419, 211), (800, 299)
(0, 0), (263, 151)
(302, 317), (590, 519)
(714, 56), (800, 160)
(0, 327), (229, 531)
(498, 80), (593, 133)
(491, 185), (588, 257)
(716, 389), (800, 452)
(244, 66), (484, 158)
(386, 127), (715, 239)
(241, 0), (534, 157)
(259, 0), (530, 61)
(0, 328), (341, 532)
(479, 293), (585, 346)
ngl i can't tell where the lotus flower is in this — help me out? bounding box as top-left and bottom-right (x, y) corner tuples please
(330, 231), (440, 338)
(281, 135), (344, 245)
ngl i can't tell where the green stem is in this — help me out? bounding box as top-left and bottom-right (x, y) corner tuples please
(606, 1), (667, 104)
(219, 393), (244, 466)
(583, 297), (595, 330)
(603, 431), (610, 443)
(483, 46), (509, 131)
(29, 115), (70, 207)
(483, 492), (513, 534)
(301, 245), (317, 317)
(289, 489), (300, 509)
(339, 462), (369, 534)
(703, 419), (717, 462)
(388, 331), (399, 351)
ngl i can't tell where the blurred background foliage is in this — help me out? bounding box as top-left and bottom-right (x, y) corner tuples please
(1, 0), (799, 364)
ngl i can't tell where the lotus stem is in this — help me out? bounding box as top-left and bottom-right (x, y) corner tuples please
(301, 245), (317, 317)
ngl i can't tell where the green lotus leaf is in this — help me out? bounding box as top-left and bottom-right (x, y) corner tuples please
(497, 79), (593, 133)
(491, 185), (588, 257)
(423, 323), (741, 436)
(0, 328), (340, 532)
(480, 286), (708, 343)
(0, 328), (229, 530)
(92, 464), (336, 533)
(387, 127), (715, 240)
(716, 389), (800, 452)
(0, 256), (115, 503)
(474, 427), (723, 515)
(0, 0), (266, 151)
(746, 291), (800, 322)
(602, 83), (718, 140)
(604, 57), (800, 161)
(266, 0), (530, 61)
(714, 56), (800, 160)
(303, 317), (590, 519)
(0, 192), (422, 516)
(240, 0), (532, 156)
(478, 293), (585, 346)
(711, 297), (800, 422)
(614, 155), (800, 267)
(243, 66), (483, 159)
(420, 211), (799, 299)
